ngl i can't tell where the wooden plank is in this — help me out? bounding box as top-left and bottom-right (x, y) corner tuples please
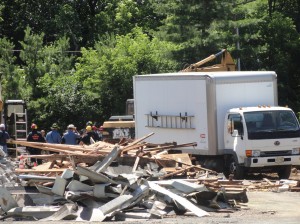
(263, 178), (276, 186)
(20, 154), (102, 159)
(14, 168), (68, 173)
(290, 187), (300, 192)
(159, 166), (196, 179)
(145, 142), (197, 153)
(217, 180), (244, 185)
(121, 132), (154, 153)
(158, 153), (192, 166)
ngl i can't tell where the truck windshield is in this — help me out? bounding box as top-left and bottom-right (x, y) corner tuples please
(244, 110), (300, 139)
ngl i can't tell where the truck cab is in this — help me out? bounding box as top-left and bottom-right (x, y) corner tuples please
(225, 106), (300, 179)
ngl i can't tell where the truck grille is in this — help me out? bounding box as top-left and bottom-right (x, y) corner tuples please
(260, 150), (291, 157)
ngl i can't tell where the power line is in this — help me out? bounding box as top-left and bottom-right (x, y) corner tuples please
(7, 49), (82, 53)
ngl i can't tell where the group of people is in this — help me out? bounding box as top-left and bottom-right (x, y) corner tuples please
(26, 122), (103, 165)
(0, 121), (103, 161)
(27, 122), (103, 146)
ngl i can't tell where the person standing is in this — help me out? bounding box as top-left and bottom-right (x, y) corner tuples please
(0, 124), (10, 157)
(27, 123), (45, 164)
(46, 123), (62, 144)
(62, 124), (81, 145)
(80, 126), (94, 145)
(40, 130), (46, 141)
(98, 126), (104, 141)
(92, 125), (101, 142)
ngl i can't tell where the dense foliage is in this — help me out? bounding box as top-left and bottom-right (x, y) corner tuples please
(1, 0), (300, 130)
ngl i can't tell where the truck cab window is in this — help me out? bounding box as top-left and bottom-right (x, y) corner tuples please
(244, 110), (300, 140)
(278, 112), (297, 129)
(261, 113), (275, 129)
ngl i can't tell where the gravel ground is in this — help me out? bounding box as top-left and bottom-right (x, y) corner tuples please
(1, 158), (300, 224)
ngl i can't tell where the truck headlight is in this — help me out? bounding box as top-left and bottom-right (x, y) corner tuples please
(245, 150), (260, 157)
(292, 148), (300, 155)
(252, 150), (261, 157)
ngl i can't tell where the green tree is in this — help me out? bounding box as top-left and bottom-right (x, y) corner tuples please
(0, 0), (162, 51)
(19, 27), (75, 128)
(151, 0), (232, 66)
(267, 0), (300, 32)
(74, 28), (179, 123)
(0, 37), (19, 99)
(19, 27), (45, 99)
(259, 12), (300, 110)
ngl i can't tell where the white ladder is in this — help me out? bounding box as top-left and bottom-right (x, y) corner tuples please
(14, 109), (28, 157)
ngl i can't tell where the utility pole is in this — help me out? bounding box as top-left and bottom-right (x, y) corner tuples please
(233, 0), (257, 71)
(236, 27), (241, 71)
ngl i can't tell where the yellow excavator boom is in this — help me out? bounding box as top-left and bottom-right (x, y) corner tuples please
(180, 49), (236, 72)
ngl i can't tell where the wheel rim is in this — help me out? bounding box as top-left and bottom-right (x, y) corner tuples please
(230, 161), (237, 174)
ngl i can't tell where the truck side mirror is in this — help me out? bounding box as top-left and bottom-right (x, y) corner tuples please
(228, 114), (244, 139)
(232, 129), (239, 137)
(232, 129), (244, 140)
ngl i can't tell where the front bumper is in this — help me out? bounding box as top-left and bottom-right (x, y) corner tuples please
(244, 155), (300, 167)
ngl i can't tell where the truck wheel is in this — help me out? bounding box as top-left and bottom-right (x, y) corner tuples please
(229, 157), (244, 180)
(277, 165), (292, 179)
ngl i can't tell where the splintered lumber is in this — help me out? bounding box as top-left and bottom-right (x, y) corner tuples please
(290, 187), (300, 192)
(10, 140), (118, 158)
(263, 178), (276, 186)
(20, 154), (102, 165)
(155, 153), (216, 175)
(121, 132), (155, 153)
(144, 142), (194, 152)
(20, 154), (101, 159)
(159, 153), (192, 166)
(15, 161), (72, 173)
(160, 166), (196, 179)
(14, 168), (68, 173)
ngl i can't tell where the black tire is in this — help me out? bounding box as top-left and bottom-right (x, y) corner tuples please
(277, 165), (292, 179)
(228, 157), (245, 180)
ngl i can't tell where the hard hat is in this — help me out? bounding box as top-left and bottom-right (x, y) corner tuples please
(86, 126), (92, 131)
(86, 121), (93, 126)
(92, 125), (97, 131)
(0, 124), (5, 129)
(67, 124), (75, 129)
(31, 123), (37, 129)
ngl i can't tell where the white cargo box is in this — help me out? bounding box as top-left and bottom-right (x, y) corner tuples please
(133, 71), (277, 155)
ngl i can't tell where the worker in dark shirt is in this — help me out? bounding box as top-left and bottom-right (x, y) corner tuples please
(27, 123), (45, 165)
(92, 125), (101, 142)
(0, 124), (10, 157)
(80, 126), (94, 145)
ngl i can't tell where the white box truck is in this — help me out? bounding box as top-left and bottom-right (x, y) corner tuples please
(133, 71), (300, 179)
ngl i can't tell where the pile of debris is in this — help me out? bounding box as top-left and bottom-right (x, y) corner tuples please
(0, 135), (249, 221)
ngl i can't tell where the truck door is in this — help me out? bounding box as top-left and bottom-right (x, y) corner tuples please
(224, 113), (246, 164)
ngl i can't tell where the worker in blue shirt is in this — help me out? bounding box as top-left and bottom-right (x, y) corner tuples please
(46, 123), (62, 144)
(62, 124), (81, 145)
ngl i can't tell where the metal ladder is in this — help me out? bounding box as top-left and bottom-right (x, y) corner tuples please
(14, 109), (28, 156)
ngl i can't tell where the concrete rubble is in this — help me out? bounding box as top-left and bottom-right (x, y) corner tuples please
(0, 136), (299, 221)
